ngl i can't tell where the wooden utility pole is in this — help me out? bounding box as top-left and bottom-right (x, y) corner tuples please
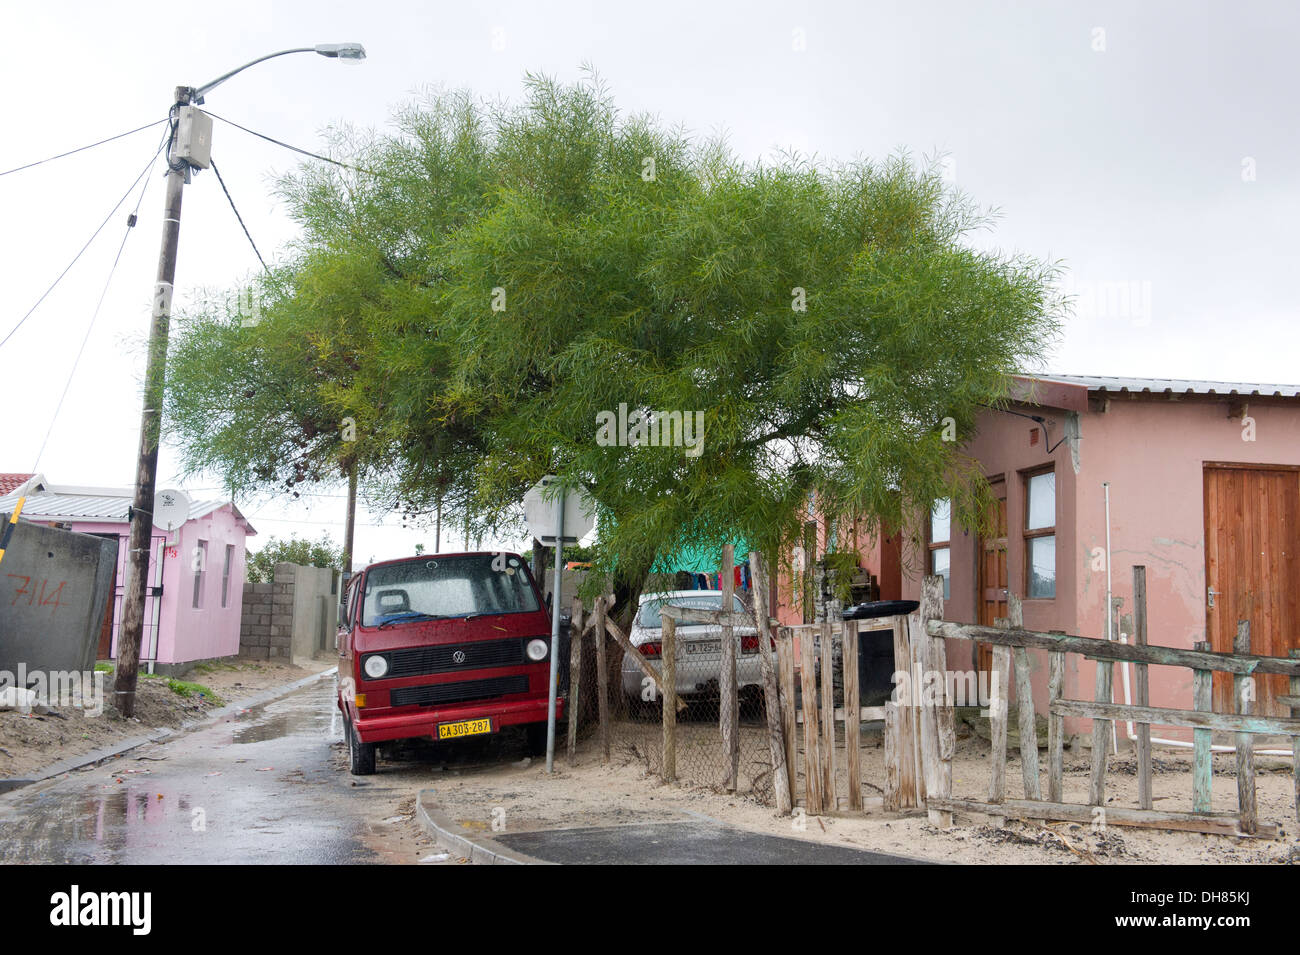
(342, 460), (358, 574)
(118, 87), (192, 718)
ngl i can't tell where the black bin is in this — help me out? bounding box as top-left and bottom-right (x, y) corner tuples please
(841, 600), (920, 707)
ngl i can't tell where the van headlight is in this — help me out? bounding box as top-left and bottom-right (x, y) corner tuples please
(526, 639), (549, 661)
(363, 654), (389, 679)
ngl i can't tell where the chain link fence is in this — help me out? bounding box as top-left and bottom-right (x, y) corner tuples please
(579, 589), (773, 802)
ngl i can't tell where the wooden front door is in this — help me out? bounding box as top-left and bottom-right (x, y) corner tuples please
(977, 479), (1009, 673)
(1204, 464), (1300, 716)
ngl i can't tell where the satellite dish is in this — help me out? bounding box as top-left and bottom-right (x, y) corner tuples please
(152, 489), (191, 532)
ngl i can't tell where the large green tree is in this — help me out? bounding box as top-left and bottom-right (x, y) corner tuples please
(165, 73), (1060, 611)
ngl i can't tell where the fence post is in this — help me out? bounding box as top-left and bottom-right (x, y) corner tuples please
(892, 614), (919, 808)
(918, 575), (952, 826)
(884, 700), (900, 811)
(747, 552), (792, 814)
(1088, 592), (1114, 806)
(1013, 646), (1041, 801)
(1047, 649), (1064, 802)
(595, 593), (610, 763)
(1291, 649), (1300, 827)
(1234, 620), (1257, 835)
(662, 613), (677, 783)
(819, 619), (836, 808)
(720, 543), (739, 792)
(778, 627), (797, 809)
(1132, 567), (1152, 810)
(800, 623), (823, 814)
(988, 597), (1017, 813)
(567, 595), (584, 764)
(1192, 640), (1213, 812)
(844, 619), (862, 812)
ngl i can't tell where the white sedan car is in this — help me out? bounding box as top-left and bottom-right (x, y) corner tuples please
(620, 590), (770, 707)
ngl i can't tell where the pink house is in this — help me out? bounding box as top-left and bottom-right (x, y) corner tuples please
(0, 475), (256, 673)
(898, 375), (1300, 739)
(770, 375), (1300, 742)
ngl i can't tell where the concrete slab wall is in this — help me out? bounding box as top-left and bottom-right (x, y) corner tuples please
(0, 521), (116, 676)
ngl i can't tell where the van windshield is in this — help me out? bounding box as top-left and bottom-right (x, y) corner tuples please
(361, 554), (540, 627)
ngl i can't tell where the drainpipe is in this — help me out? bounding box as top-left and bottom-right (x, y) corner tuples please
(1104, 482), (1117, 754)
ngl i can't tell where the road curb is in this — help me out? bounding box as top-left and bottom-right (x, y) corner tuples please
(415, 789), (549, 865)
(0, 667), (336, 794)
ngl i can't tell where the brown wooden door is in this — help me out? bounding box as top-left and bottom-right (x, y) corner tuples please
(977, 480), (1009, 673)
(1204, 465), (1300, 716)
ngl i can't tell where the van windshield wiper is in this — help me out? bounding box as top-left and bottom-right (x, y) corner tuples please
(376, 612), (446, 629)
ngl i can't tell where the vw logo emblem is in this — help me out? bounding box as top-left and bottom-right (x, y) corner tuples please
(452, 650), (467, 665)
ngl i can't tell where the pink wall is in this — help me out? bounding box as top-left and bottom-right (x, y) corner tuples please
(161, 508), (248, 664)
(903, 394), (1300, 740)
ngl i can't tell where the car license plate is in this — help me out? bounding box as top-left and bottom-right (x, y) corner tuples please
(437, 718), (492, 740)
(686, 640), (721, 654)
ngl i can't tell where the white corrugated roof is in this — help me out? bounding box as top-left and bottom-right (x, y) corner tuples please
(0, 484), (254, 533)
(1035, 374), (1300, 398)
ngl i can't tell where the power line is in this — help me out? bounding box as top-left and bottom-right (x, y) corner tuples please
(31, 130), (168, 471)
(209, 157), (270, 273)
(204, 110), (379, 176)
(0, 135), (170, 351)
(0, 118), (168, 178)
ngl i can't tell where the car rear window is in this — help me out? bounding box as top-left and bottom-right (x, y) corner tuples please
(361, 554), (539, 627)
(637, 593), (746, 629)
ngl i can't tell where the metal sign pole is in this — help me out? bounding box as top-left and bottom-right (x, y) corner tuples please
(544, 487), (567, 773)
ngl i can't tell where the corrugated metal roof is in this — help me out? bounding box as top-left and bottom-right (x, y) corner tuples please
(1033, 374), (1300, 398)
(0, 486), (244, 527)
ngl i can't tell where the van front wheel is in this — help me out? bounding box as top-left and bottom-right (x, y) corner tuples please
(348, 721), (376, 775)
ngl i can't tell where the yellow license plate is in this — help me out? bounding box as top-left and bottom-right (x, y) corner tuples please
(437, 718), (492, 740)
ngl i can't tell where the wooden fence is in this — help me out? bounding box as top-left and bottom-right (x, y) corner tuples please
(772, 576), (952, 820)
(925, 566), (1300, 839)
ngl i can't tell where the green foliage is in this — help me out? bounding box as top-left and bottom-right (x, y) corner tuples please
(164, 71), (1061, 603)
(161, 677), (222, 704)
(245, 533), (343, 583)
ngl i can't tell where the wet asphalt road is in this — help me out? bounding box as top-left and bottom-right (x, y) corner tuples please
(0, 677), (435, 865)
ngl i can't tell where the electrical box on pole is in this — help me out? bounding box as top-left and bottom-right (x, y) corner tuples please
(175, 106), (213, 169)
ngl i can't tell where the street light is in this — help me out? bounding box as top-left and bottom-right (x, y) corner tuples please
(115, 45), (366, 718)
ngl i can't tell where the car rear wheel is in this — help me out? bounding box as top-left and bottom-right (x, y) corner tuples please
(348, 720), (376, 775)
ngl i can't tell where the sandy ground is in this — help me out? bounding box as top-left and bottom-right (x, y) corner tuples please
(0, 656), (335, 780)
(424, 717), (1300, 864)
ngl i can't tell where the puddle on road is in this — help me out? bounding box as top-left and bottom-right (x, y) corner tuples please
(231, 693), (339, 744)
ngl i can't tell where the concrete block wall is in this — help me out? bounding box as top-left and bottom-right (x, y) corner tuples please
(239, 562), (338, 661)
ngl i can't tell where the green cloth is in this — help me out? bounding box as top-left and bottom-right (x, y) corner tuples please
(652, 539), (748, 575)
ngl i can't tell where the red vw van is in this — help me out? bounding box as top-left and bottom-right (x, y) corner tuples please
(336, 551), (562, 775)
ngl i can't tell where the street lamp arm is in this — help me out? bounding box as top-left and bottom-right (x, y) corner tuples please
(193, 47), (316, 102)
(193, 43), (366, 103)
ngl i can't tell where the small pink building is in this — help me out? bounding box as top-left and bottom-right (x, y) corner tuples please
(899, 375), (1300, 738)
(0, 475), (256, 673)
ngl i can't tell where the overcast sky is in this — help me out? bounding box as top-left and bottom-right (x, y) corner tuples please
(1, 0), (1296, 562)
